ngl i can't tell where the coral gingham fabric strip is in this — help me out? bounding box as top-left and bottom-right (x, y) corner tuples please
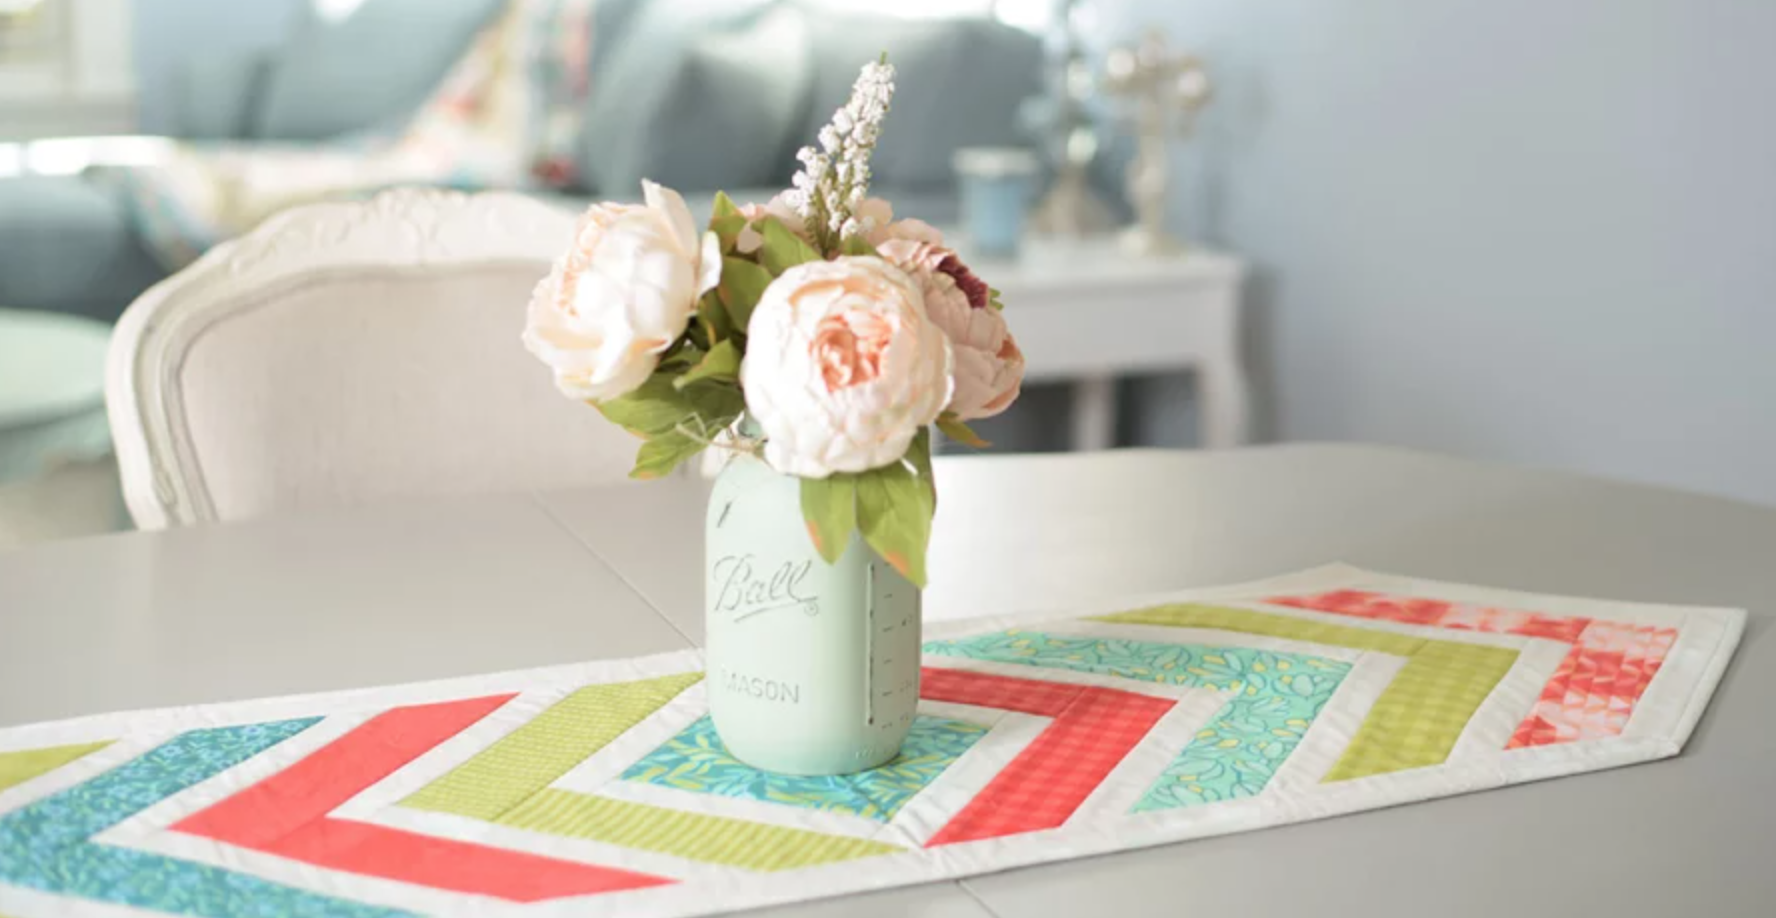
(919, 668), (1174, 844)
(1265, 590), (1680, 747)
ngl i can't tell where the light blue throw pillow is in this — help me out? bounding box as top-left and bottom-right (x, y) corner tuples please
(577, 0), (803, 195)
(252, 0), (507, 141)
(799, 11), (1043, 191)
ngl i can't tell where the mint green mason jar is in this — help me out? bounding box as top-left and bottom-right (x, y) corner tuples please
(705, 453), (922, 775)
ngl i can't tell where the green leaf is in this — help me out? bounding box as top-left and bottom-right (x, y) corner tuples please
(629, 429), (705, 480)
(840, 234), (878, 257)
(937, 414), (990, 448)
(708, 191), (745, 254)
(855, 458), (935, 587)
(675, 339), (741, 388)
(718, 257), (774, 332)
(757, 217), (820, 276)
(709, 214), (745, 255)
(679, 380), (745, 422)
(800, 475), (858, 564)
(906, 427), (937, 509)
(657, 343), (701, 371)
(711, 190), (740, 220)
(594, 373), (694, 436)
(697, 289), (734, 344)
(988, 286), (1005, 311)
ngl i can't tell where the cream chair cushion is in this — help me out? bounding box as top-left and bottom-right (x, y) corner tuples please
(108, 189), (641, 529)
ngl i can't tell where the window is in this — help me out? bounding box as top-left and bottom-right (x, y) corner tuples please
(0, 0), (69, 92)
(0, 0), (134, 140)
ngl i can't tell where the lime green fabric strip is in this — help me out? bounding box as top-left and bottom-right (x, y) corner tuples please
(1324, 640), (1518, 781)
(1100, 603), (1425, 656)
(401, 672), (702, 821)
(0, 741), (112, 794)
(500, 789), (899, 871)
(1095, 604), (1517, 780)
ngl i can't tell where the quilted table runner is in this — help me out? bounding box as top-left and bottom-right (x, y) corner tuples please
(0, 566), (1743, 918)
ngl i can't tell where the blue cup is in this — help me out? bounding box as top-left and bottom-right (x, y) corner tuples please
(953, 147), (1039, 259)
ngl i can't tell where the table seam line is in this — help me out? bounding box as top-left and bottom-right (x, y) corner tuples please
(957, 878), (1008, 918)
(526, 491), (699, 650)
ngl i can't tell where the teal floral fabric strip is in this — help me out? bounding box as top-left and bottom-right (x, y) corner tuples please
(622, 714), (988, 821)
(0, 719), (410, 918)
(924, 631), (1350, 811)
(1133, 681), (1342, 811)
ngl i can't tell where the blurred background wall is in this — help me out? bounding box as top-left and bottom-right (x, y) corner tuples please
(1108, 0), (1776, 504)
(114, 0), (1776, 506)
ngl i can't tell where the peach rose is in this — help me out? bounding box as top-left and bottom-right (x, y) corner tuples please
(741, 256), (952, 477)
(878, 239), (1024, 420)
(523, 181), (721, 401)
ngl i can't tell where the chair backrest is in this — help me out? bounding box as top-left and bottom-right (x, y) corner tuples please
(107, 188), (641, 529)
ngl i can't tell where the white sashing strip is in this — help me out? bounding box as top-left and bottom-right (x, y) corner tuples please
(0, 735), (170, 816)
(1068, 687), (1233, 820)
(550, 683), (708, 796)
(879, 710), (1051, 848)
(1267, 651), (1407, 793)
(366, 802), (752, 887)
(330, 686), (578, 822)
(595, 779), (889, 840)
(1448, 636), (1569, 765)
(95, 712), (375, 848)
(109, 824), (516, 918)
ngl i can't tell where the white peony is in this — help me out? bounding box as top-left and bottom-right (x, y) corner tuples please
(523, 181), (721, 401)
(742, 256), (952, 478)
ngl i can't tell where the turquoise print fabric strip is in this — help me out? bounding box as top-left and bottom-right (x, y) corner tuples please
(622, 714), (988, 821)
(924, 631), (1350, 811)
(0, 719), (410, 918)
(1133, 680), (1342, 811)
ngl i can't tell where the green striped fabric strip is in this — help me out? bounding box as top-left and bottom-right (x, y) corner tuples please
(500, 789), (899, 871)
(401, 672), (702, 821)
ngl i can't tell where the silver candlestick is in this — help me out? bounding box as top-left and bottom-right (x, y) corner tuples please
(1029, 0), (1115, 237)
(1103, 29), (1212, 256)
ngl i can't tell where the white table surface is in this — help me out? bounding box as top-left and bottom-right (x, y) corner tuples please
(2, 444), (1771, 917)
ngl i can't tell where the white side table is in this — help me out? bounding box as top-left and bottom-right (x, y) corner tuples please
(962, 238), (1250, 451)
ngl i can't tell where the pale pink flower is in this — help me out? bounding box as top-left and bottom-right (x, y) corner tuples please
(878, 239), (1023, 420)
(736, 192), (807, 254)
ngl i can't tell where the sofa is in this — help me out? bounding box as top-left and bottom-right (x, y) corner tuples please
(0, 0), (1043, 324)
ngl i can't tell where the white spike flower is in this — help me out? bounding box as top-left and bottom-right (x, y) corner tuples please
(787, 59), (896, 251)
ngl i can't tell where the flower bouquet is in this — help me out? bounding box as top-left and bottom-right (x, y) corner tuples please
(524, 59), (1023, 774)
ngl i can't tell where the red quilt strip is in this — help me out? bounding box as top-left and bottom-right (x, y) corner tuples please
(921, 667), (1173, 845)
(1265, 590), (1678, 747)
(172, 695), (671, 901)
